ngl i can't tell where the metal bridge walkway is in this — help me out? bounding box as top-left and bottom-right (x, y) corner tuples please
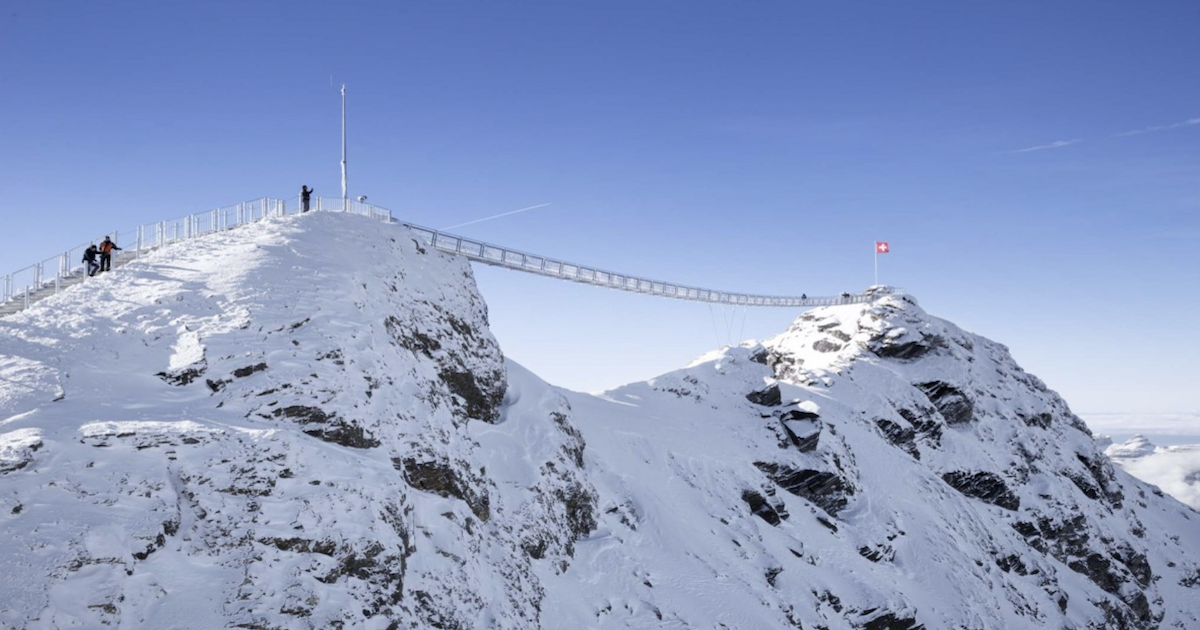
(400, 223), (886, 308)
(3, 196), (892, 317)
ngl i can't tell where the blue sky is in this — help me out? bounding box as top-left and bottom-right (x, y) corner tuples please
(2, 1), (1198, 419)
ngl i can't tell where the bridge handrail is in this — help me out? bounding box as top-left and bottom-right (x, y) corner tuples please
(394, 220), (890, 307)
(3, 194), (890, 312)
(1, 196), (390, 310)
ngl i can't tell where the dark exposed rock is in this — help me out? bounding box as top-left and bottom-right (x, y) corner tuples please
(916, 382), (974, 425)
(756, 462), (853, 516)
(858, 544), (894, 563)
(384, 315), (441, 358)
(1019, 411), (1053, 429)
(746, 384), (782, 407)
(157, 361), (207, 386)
(1011, 514), (1154, 624)
(260, 536), (338, 556)
(742, 489), (787, 526)
(858, 610), (926, 630)
(1180, 568), (1200, 588)
(871, 332), (945, 361)
(302, 423), (381, 449)
(232, 363), (268, 378)
(272, 405), (332, 424)
(812, 339), (844, 353)
(402, 458), (490, 521)
(780, 414), (821, 452)
(896, 408), (942, 449)
(876, 419), (920, 460)
(272, 406), (380, 449)
(995, 553), (1031, 575)
(1072, 453), (1124, 507)
(440, 369), (505, 423)
(941, 471), (1019, 511)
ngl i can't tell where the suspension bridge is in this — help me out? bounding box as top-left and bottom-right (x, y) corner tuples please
(0, 197), (896, 318)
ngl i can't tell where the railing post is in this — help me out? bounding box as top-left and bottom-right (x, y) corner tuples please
(34, 262), (42, 291)
(57, 253), (66, 291)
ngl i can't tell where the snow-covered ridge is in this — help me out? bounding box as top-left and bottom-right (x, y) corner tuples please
(2, 212), (1199, 629)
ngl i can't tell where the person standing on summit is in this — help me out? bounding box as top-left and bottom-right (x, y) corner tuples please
(301, 185), (313, 212)
(98, 236), (121, 272)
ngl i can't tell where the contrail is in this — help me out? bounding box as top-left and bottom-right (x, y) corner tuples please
(440, 203), (552, 231)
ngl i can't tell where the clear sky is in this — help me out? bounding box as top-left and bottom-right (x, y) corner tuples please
(2, 1), (1198, 421)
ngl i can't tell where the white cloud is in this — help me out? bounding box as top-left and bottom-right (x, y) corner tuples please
(1008, 116), (1199, 154)
(1114, 117), (1200, 137)
(1011, 139), (1082, 153)
(1111, 446), (1200, 510)
(1081, 412), (1200, 437)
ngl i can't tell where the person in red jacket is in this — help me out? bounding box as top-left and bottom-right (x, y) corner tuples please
(98, 236), (121, 272)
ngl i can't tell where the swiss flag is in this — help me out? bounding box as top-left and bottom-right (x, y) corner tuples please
(875, 241), (890, 254)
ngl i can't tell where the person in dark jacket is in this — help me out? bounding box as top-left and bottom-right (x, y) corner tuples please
(301, 185), (313, 212)
(82, 245), (99, 277)
(98, 236), (121, 272)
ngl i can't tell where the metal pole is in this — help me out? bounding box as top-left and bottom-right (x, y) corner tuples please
(341, 84), (347, 202)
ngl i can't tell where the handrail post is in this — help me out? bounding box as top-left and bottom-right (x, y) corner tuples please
(34, 262), (41, 291)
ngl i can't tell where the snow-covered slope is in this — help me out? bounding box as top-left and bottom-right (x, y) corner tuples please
(2, 212), (1199, 629)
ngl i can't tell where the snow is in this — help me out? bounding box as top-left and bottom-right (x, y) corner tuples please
(2, 211), (1199, 629)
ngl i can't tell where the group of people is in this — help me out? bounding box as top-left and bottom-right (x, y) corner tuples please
(81, 236), (121, 277)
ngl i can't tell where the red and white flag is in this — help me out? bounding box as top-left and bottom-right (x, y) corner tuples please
(875, 241), (890, 254)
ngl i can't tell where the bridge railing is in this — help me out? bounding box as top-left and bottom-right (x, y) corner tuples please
(2, 196), (392, 311)
(396, 220), (883, 307)
(4, 193), (882, 312)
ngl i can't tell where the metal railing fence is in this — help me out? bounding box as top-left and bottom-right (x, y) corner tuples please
(394, 221), (895, 308)
(2, 196), (392, 311)
(3, 193), (887, 313)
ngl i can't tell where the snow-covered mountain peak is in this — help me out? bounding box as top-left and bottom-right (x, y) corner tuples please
(1107, 435), (1160, 459)
(3, 213), (1199, 629)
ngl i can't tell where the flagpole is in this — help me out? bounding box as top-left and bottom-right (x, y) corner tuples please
(340, 84), (347, 203)
(874, 243), (878, 286)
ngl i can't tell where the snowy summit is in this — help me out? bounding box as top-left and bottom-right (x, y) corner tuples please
(1, 212), (1199, 629)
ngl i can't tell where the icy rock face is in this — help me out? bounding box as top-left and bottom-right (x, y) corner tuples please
(0, 213), (595, 630)
(543, 294), (1200, 629)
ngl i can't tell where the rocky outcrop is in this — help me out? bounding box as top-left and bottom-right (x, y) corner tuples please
(941, 470), (1020, 511)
